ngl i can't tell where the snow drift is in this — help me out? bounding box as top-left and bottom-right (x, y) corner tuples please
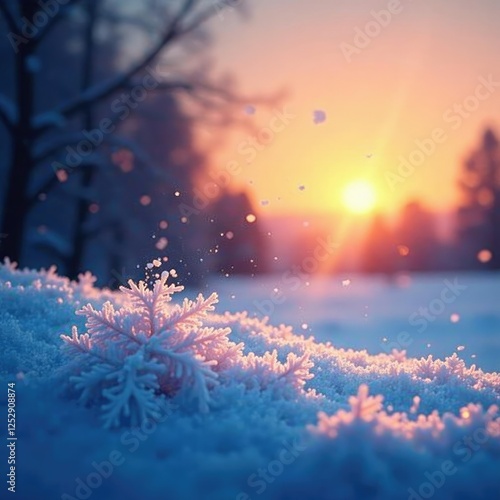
(0, 261), (499, 500)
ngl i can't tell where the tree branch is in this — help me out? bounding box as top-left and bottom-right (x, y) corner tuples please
(33, 0), (201, 136)
(0, 93), (16, 134)
(0, 0), (18, 33)
(32, 0), (84, 47)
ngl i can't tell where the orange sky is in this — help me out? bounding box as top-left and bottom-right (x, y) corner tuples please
(199, 0), (500, 217)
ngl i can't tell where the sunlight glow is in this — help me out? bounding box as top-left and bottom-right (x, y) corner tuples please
(341, 180), (377, 214)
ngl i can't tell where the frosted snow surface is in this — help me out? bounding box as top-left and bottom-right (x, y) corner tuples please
(209, 272), (500, 372)
(0, 262), (499, 500)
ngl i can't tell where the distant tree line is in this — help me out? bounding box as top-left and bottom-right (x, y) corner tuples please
(361, 127), (500, 274)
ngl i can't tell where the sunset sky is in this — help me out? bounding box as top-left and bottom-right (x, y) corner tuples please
(204, 0), (500, 216)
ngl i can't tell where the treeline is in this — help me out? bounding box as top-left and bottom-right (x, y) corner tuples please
(363, 127), (500, 274)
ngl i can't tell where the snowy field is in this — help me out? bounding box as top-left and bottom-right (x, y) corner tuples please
(1, 263), (499, 500)
(208, 272), (500, 373)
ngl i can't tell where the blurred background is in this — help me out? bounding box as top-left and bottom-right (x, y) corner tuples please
(0, 0), (499, 288)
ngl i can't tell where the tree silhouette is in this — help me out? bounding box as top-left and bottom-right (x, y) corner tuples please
(0, 0), (270, 275)
(456, 128), (500, 270)
(394, 201), (439, 272)
(206, 190), (267, 276)
(361, 214), (396, 274)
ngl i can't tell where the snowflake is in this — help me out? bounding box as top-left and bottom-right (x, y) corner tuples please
(61, 274), (239, 428)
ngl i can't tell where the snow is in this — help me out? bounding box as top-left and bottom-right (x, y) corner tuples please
(1, 261), (499, 499)
(210, 272), (500, 372)
(313, 109), (327, 124)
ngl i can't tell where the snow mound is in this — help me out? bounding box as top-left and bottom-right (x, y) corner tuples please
(1, 262), (499, 499)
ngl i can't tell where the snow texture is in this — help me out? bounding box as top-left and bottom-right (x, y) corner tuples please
(1, 261), (499, 500)
(61, 275), (237, 427)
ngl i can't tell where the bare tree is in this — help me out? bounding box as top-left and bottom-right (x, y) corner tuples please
(0, 0), (276, 271)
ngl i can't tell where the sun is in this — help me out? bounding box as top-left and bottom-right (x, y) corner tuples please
(341, 180), (377, 214)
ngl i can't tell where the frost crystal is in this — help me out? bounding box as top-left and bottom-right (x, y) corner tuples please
(61, 275), (237, 428)
(61, 274), (315, 428)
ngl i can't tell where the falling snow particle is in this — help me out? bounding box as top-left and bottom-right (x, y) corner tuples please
(112, 149), (134, 172)
(342, 279), (351, 287)
(140, 195), (151, 206)
(477, 249), (492, 263)
(56, 170), (68, 183)
(457, 345), (465, 352)
(450, 313), (460, 323)
(245, 105), (256, 115)
(397, 245), (410, 257)
(156, 237), (168, 251)
(246, 214), (256, 223)
(313, 110), (326, 124)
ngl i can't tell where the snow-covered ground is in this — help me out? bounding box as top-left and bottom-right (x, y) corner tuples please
(1, 263), (499, 500)
(209, 272), (500, 372)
